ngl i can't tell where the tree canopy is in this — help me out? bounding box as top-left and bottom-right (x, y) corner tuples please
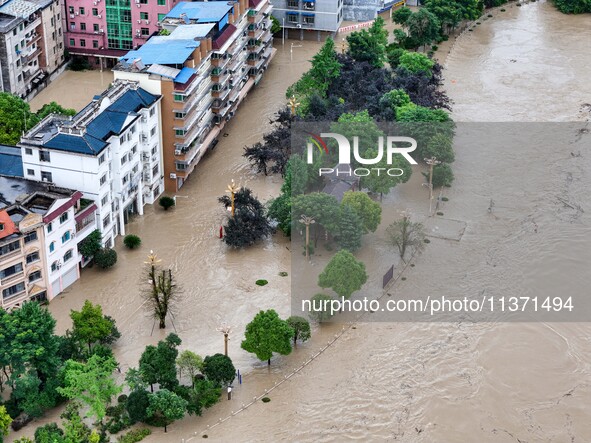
(138, 333), (181, 392)
(318, 250), (368, 299)
(341, 191), (382, 233)
(346, 17), (388, 68)
(241, 310), (294, 365)
(202, 354), (236, 386)
(70, 300), (117, 353)
(146, 389), (187, 433)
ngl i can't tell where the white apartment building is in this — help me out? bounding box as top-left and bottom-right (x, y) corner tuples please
(18, 80), (163, 247)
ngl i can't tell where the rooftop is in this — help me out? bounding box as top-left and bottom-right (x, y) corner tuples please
(165, 1), (234, 23)
(0, 175), (54, 209)
(0, 210), (18, 240)
(0, 145), (24, 177)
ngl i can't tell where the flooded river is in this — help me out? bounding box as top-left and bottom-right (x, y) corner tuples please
(10, 1), (591, 441)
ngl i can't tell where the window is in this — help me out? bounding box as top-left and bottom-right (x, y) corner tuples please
(0, 263), (23, 279)
(130, 125), (136, 134)
(139, 0), (148, 4)
(119, 135), (125, 144)
(303, 15), (315, 24)
(287, 13), (298, 23)
(141, 27), (149, 36)
(17, 74), (22, 83)
(70, 22), (76, 30)
(152, 164), (159, 176)
(80, 22), (86, 31)
(61, 231), (71, 243)
(174, 112), (185, 119)
(287, 0), (298, 7)
(26, 251), (40, 264)
(39, 150), (50, 162)
(69, 6), (74, 13)
(92, 7), (98, 15)
(25, 148), (32, 155)
(149, 106), (156, 117)
(79, 6), (85, 14)
(93, 40), (99, 48)
(49, 241), (55, 253)
(47, 222), (52, 233)
(64, 250), (73, 262)
(140, 12), (148, 19)
(102, 214), (110, 228)
(157, 0), (165, 5)
(2, 282), (25, 299)
(29, 270), (42, 283)
(99, 153), (105, 164)
(80, 39), (86, 47)
(41, 171), (53, 182)
(100, 174), (107, 186)
(101, 194), (109, 206)
(149, 127), (156, 137)
(121, 154), (128, 165)
(94, 23), (99, 32)
(131, 145), (137, 155)
(51, 261), (58, 272)
(59, 212), (69, 224)
(175, 129), (185, 137)
(24, 231), (38, 244)
(0, 240), (20, 256)
(151, 145), (157, 155)
(158, 13), (166, 21)
(69, 38), (75, 46)
(302, 0), (315, 10)
(173, 94), (185, 102)
(27, 169), (34, 176)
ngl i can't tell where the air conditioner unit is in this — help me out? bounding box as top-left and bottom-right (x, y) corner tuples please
(136, 4), (140, 7)
(145, 20), (149, 24)
(70, 13), (74, 18)
(156, 21), (161, 26)
(41, 177), (48, 182)
(97, 15), (102, 19)
(169, 173), (177, 179)
(296, 24), (302, 28)
(137, 19), (141, 23)
(93, 1), (97, 4)
(99, 28), (104, 32)
(174, 149), (182, 155)
(141, 115), (147, 123)
(94, 30), (99, 34)
(136, 29), (141, 34)
(75, 11), (79, 15)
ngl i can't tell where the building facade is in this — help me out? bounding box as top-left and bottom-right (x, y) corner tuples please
(270, 0), (343, 35)
(18, 80), (163, 247)
(0, 0), (64, 98)
(114, 0), (275, 192)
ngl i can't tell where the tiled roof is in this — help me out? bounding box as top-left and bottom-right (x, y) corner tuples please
(0, 210), (18, 240)
(212, 24), (237, 50)
(0, 145), (24, 177)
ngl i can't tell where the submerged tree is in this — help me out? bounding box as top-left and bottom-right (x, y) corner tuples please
(318, 250), (368, 300)
(143, 250), (179, 329)
(241, 310), (293, 365)
(386, 213), (426, 260)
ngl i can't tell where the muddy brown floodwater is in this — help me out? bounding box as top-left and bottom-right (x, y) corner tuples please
(9, 2), (591, 441)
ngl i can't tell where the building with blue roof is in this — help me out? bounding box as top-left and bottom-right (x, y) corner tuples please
(18, 79), (165, 247)
(0, 145), (24, 177)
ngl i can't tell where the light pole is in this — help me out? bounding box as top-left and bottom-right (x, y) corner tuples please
(282, 17), (285, 46)
(217, 324), (232, 356)
(300, 215), (315, 261)
(424, 157), (441, 215)
(340, 38), (346, 54)
(290, 42), (302, 62)
(288, 95), (300, 117)
(225, 180), (241, 217)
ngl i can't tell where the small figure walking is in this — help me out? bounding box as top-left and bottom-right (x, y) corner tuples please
(227, 385), (233, 400)
(488, 199), (495, 214)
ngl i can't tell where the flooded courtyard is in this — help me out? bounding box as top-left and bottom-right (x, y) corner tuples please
(10, 1), (591, 441)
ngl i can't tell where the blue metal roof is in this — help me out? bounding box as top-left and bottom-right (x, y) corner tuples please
(175, 67), (196, 84)
(120, 36), (200, 65)
(0, 145), (23, 177)
(44, 133), (108, 155)
(165, 1), (234, 23)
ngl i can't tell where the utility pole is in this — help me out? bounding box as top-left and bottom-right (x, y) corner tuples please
(288, 95), (300, 117)
(424, 157), (441, 216)
(225, 180), (240, 217)
(217, 324), (232, 356)
(341, 38), (346, 54)
(300, 215), (315, 261)
(282, 17), (285, 46)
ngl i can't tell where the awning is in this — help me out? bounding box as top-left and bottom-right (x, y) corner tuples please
(301, 12), (315, 16)
(302, 0), (315, 3)
(286, 11), (299, 15)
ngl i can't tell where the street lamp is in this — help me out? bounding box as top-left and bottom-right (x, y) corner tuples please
(216, 324), (232, 356)
(282, 17), (285, 46)
(340, 38), (346, 54)
(225, 179), (241, 217)
(288, 95), (300, 117)
(290, 42), (302, 62)
(299, 215), (315, 261)
(423, 156), (441, 215)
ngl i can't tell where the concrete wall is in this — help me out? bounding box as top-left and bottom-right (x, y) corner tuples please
(271, 0), (343, 32)
(342, 0), (382, 22)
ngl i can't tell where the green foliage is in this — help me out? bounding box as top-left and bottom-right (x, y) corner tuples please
(219, 188), (272, 248)
(126, 389), (150, 424)
(553, 0), (591, 13)
(329, 110), (385, 166)
(0, 406), (11, 440)
(78, 229), (102, 259)
(318, 250), (368, 299)
(341, 192), (382, 233)
(0, 93), (39, 145)
(241, 310), (294, 364)
(255, 279), (268, 286)
(396, 103), (451, 123)
(13, 372), (59, 418)
(123, 234), (142, 249)
(422, 0), (463, 34)
(359, 147), (412, 197)
(146, 389), (187, 433)
(308, 294), (336, 322)
(398, 52), (435, 76)
(291, 192), (340, 238)
(336, 205), (363, 252)
(159, 196), (175, 210)
(386, 215), (425, 259)
(424, 163), (455, 187)
(139, 333), (182, 392)
(176, 350), (203, 385)
(270, 15), (281, 33)
(286, 316), (311, 345)
(70, 300), (117, 353)
(61, 402), (91, 443)
(94, 248), (117, 269)
(117, 428), (151, 443)
(379, 89), (411, 116)
(405, 8), (441, 50)
(36, 102), (76, 120)
(202, 354), (235, 387)
(34, 423), (65, 443)
(422, 132), (455, 163)
(57, 355), (122, 423)
(13, 438), (34, 443)
(386, 45), (406, 69)
(346, 17), (388, 67)
(392, 6), (412, 24)
(69, 56), (90, 71)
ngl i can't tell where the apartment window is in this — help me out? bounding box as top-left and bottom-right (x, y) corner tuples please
(49, 241), (55, 253)
(130, 125), (136, 134)
(287, 0), (298, 7)
(100, 174), (107, 186)
(141, 28), (149, 36)
(51, 261), (58, 272)
(150, 127), (156, 137)
(59, 212), (69, 224)
(132, 164), (139, 174)
(302, 15), (315, 24)
(79, 7), (85, 14)
(152, 164), (159, 176)
(174, 111), (185, 119)
(14, 44), (19, 53)
(39, 150), (50, 162)
(99, 153), (105, 164)
(25, 147), (32, 155)
(175, 129), (185, 137)
(94, 23), (99, 32)
(121, 154), (128, 165)
(80, 39), (86, 47)
(149, 106), (156, 117)
(119, 135), (125, 144)
(64, 249), (73, 262)
(26, 251), (40, 264)
(2, 282), (25, 299)
(158, 13), (166, 21)
(92, 7), (98, 15)
(70, 22), (75, 30)
(139, 0), (148, 4)
(41, 171), (53, 182)
(173, 94), (185, 102)
(47, 222), (52, 233)
(17, 74), (22, 83)
(29, 270), (42, 283)
(0, 263), (23, 279)
(69, 38), (75, 46)
(61, 231), (71, 243)
(131, 145), (137, 155)
(16, 59), (20, 67)
(151, 145), (157, 155)
(13, 29), (16, 36)
(287, 13), (299, 23)
(157, 0), (165, 5)
(27, 169), (34, 176)
(69, 6), (74, 13)
(302, 0), (315, 9)
(102, 214), (110, 228)
(24, 231), (38, 244)
(140, 12), (148, 19)
(101, 194), (109, 206)
(80, 22), (86, 31)
(0, 240), (20, 256)
(93, 40), (99, 48)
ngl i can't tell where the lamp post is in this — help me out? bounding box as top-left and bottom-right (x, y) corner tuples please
(217, 324), (232, 356)
(288, 95), (300, 117)
(282, 17), (285, 46)
(341, 38), (346, 54)
(225, 180), (241, 217)
(299, 215), (315, 261)
(424, 157), (441, 215)
(290, 42), (302, 62)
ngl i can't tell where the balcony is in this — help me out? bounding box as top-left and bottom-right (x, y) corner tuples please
(0, 271), (25, 287)
(180, 78), (213, 114)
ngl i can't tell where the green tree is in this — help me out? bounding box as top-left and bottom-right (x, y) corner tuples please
(270, 15), (281, 33)
(0, 406), (11, 442)
(422, 132), (455, 164)
(34, 423), (65, 443)
(341, 191), (382, 233)
(36, 102), (76, 120)
(202, 354), (235, 386)
(176, 350), (203, 387)
(398, 52), (435, 76)
(139, 334), (181, 392)
(159, 196), (175, 210)
(123, 234), (141, 249)
(406, 8), (441, 50)
(308, 294), (336, 322)
(57, 355), (122, 423)
(94, 248), (117, 269)
(12, 372), (58, 417)
(360, 147), (412, 199)
(126, 389), (150, 424)
(386, 45), (407, 69)
(554, 0), (591, 13)
(241, 310), (294, 365)
(423, 0), (462, 34)
(70, 300), (116, 353)
(60, 402), (91, 443)
(0, 93), (39, 145)
(291, 192), (341, 244)
(347, 17), (388, 67)
(396, 103), (451, 123)
(146, 389), (187, 433)
(318, 250), (368, 299)
(78, 229), (102, 259)
(424, 162), (455, 187)
(386, 214), (425, 260)
(379, 89), (411, 117)
(336, 205), (363, 252)
(392, 6), (412, 24)
(286, 316), (311, 345)
(329, 110), (385, 165)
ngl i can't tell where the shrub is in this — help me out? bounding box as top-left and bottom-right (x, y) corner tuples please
(255, 279), (268, 286)
(278, 272), (288, 277)
(424, 239), (431, 243)
(94, 248), (118, 269)
(34, 422), (64, 443)
(123, 235), (141, 249)
(126, 390), (150, 424)
(117, 428), (151, 443)
(261, 397), (271, 403)
(423, 163), (455, 188)
(14, 438), (34, 443)
(159, 196), (175, 211)
(118, 395), (129, 404)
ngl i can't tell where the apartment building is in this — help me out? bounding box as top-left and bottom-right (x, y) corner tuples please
(271, 0), (343, 36)
(0, 176), (89, 309)
(0, 0), (64, 98)
(114, 0), (275, 192)
(64, 0), (175, 69)
(18, 80), (163, 247)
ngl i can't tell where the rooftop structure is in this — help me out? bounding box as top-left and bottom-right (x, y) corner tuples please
(0, 145), (24, 177)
